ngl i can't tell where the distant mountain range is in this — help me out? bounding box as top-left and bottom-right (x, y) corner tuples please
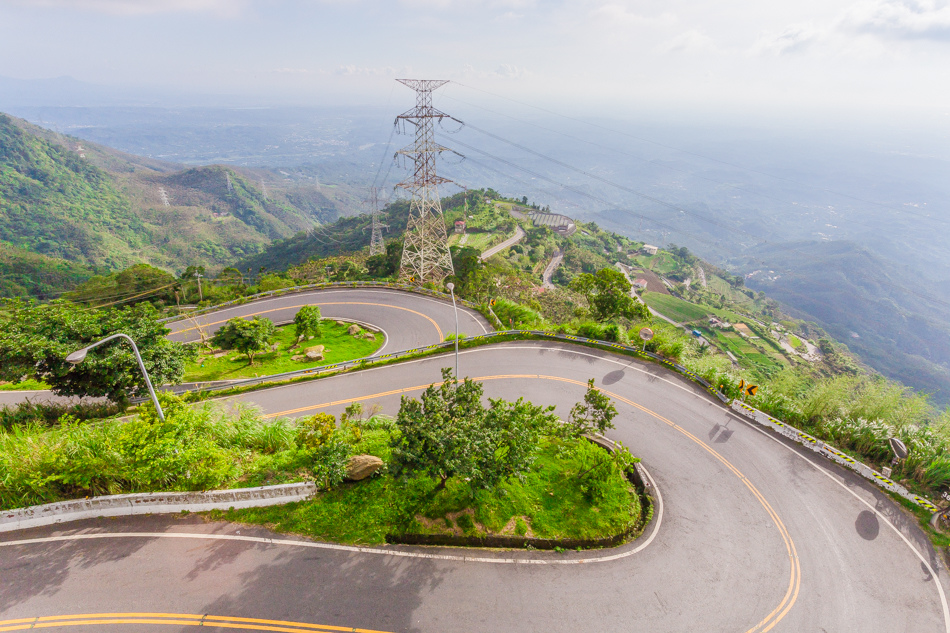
(738, 240), (950, 403)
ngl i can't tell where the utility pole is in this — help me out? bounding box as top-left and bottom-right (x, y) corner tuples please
(394, 79), (460, 285)
(369, 186), (385, 256)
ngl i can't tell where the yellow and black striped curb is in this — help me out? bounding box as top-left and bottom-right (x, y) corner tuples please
(730, 401), (939, 513)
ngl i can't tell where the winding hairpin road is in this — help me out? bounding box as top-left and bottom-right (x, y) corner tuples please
(1, 288), (947, 632)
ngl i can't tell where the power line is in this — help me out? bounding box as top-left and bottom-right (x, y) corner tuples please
(449, 81), (946, 224)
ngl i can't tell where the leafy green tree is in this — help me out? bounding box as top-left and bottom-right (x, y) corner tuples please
(292, 305), (322, 348)
(0, 299), (193, 406)
(570, 268), (649, 322)
(211, 316), (276, 365)
(366, 240), (402, 278)
(565, 378), (618, 437)
(66, 263), (177, 307)
(390, 369), (558, 491)
(217, 267), (244, 286)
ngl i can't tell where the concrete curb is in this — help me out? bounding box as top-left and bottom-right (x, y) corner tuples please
(0, 482), (316, 533)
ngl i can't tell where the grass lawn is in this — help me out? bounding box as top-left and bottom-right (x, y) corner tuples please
(788, 334), (803, 348)
(642, 292), (710, 323)
(0, 378), (50, 391)
(184, 320), (384, 382)
(449, 230), (497, 251)
(217, 430), (641, 545)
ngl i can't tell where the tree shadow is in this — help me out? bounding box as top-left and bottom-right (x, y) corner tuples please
(194, 535), (447, 633)
(0, 519), (157, 613)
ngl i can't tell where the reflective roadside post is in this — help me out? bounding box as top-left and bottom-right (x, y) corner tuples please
(446, 282), (459, 378)
(66, 333), (166, 422)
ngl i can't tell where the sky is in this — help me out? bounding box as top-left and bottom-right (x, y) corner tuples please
(1, 0), (949, 123)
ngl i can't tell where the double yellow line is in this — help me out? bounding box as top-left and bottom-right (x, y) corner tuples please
(267, 373), (800, 632)
(0, 613), (392, 633)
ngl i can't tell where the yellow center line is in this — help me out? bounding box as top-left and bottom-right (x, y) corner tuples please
(263, 373), (800, 632)
(0, 613), (392, 633)
(174, 301), (443, 341)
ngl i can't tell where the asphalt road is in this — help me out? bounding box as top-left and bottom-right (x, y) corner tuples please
(0, 288), (489, 407)
(1, 295), (948, 633)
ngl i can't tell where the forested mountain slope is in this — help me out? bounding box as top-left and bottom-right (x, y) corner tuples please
(0, 113), (343, 277)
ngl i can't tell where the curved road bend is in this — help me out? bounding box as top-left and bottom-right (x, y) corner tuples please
(0, 288), (490, 408)
(2, 339), (947, 632)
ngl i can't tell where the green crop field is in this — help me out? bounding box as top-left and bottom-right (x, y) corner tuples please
(184, 320), (384, 382)
(642, 292), (710, 323)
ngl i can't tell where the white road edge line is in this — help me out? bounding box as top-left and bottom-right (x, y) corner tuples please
(729, 411), (950, 633)
(0, 466), (663, 567)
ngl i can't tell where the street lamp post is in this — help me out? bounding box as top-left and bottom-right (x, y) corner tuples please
(65, 333), (166, 422)
(446, 282), (459, 378)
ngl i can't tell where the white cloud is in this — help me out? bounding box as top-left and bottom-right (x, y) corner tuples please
(459, 64), (529, 79)
(843, 0), (950, 40)
(752, 23), (823, 55)
(591, 3), (677, 28)
(9, 0), (245, 16)
(335, 65), (412, 76)
(661, 29), (716, 54)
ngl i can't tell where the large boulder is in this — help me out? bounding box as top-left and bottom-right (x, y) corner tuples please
(347, 324), (362, 336)
(345, 454), (384, 481)
(304, 344), (325, 361)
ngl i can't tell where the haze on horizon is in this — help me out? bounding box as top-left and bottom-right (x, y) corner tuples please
(1, 0), (949, 129)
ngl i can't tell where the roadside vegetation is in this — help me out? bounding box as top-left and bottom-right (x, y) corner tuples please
(222, 371), (640, 544)
(185, 319), (382, 382)
(0, 375), (640, 547)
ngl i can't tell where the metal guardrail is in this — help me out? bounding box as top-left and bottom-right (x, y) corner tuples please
(159, 328), (940, 514)
(730, 400), (939, 513)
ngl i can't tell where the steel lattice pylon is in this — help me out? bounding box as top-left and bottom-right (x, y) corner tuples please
(369, 186), (385, 256)
(394, 79), (458, 285)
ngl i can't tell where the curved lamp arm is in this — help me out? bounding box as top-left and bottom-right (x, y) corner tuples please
(66, 333), (165, 422)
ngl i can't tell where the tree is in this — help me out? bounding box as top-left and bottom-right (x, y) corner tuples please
(292, 305), (321, 347)
(565, 378), (618, 437)
(211, 316), (276, 365)
(217, 267), (244, 286)
(66, 263), (177, 307)
(0, 299), (194, 406)
(389, 369), (557, 491)
(366, 240), (402, 278)
(569, 268), (649, 322)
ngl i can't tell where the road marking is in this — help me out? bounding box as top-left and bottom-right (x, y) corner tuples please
(260, 373), (798, 632)
(0, 613), (392, 633)
(173, 302), (443, 342)
(729, 409), (950, 633)
(0, 463), (663, 566)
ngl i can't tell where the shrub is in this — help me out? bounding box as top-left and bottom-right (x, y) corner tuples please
(296, 412), (337, 452)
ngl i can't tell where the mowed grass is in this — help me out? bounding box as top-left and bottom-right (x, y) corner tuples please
(642, 292), (710, 323)
(184, 321), (384, 382)
(449, 230), (498, 251)
(217, 431), (641, 545)
(0, 378), (50, 391)
(788, 334), (803, 348)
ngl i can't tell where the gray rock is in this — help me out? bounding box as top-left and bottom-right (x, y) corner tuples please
(347, 324), (362, 336)
(363, 332), (376, 340)
(345, 455), (384, 481)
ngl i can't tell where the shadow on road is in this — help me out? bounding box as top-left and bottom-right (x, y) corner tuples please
(0, 522), (157, 613)
(194, 531), (447, 633)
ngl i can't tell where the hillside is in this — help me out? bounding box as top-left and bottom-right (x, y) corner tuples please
(0, 113), (345, 280)
(0, 242), (97, 299)
(737, 241), (950, 403)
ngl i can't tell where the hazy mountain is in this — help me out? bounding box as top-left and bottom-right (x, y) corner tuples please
(0, 112), (347, 277)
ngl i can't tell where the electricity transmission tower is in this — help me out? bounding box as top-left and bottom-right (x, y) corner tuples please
(159, 186), (170, 208)
(260, 178), (268, 201)
(369, 186), (386, 256)
(226, 172), (234, 193)
(394, 79), (460, 285)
